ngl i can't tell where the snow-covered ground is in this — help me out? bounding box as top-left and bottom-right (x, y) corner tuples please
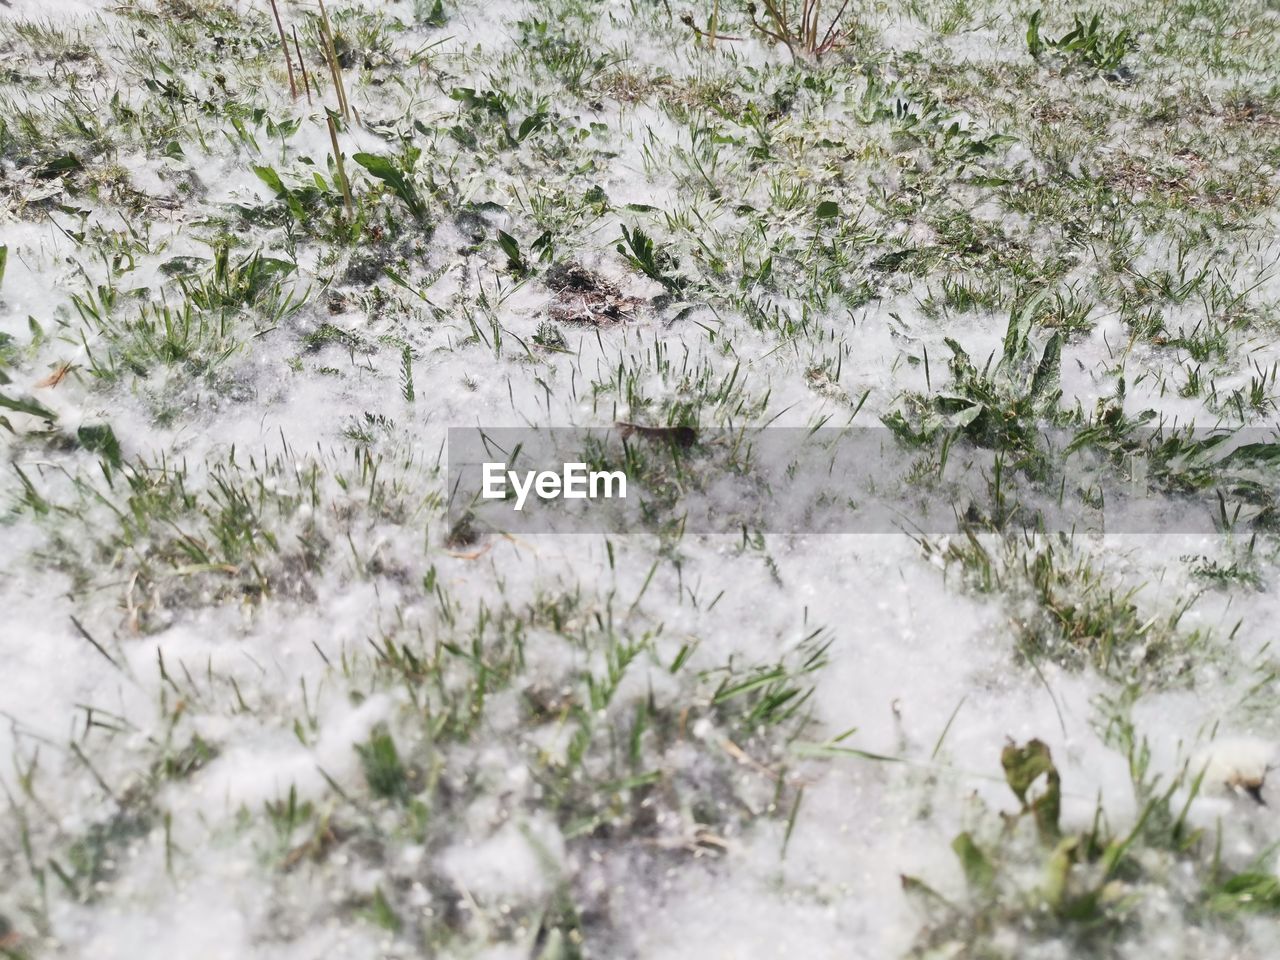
(2, 0), (1280, 957)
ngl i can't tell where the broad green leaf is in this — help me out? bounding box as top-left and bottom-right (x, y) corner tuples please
(78, 423), (123, 469)
(35, 153), (81, 178)
(353, 152), (425, 218)
(1002, 738), (1061, 841)
(252, 165), (286, 196)
(0, 391), (57, 421)
(951, 832), (995, 894)
(1030, 331), (1062, 401)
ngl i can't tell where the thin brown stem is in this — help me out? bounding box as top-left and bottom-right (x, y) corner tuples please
(267, 0), (298, 99)
(327, 112), (353, 219)
(680, 13), (745, 43)
(292, 25), (313, 105)
(755, 1), (797, 59)
(816, 0), (854, 55)
(318, 0), (350, 120)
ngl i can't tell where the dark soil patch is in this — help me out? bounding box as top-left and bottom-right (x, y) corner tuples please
(546, 263), (642, 326)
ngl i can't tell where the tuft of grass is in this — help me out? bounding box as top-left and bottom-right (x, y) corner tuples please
(356, 726), (408, 800)
(616, 224), (685, 293)
(353, 148), (427, 220)
(906, 717), (1220, 957)
(747, 0), (858, 60)
(399, 345), (415, 402)
(921, 531), (1206, 677)
(1027, 9), (1135, 74)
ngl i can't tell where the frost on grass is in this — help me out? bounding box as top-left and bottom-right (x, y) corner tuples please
(2, 0), (1280, 957)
